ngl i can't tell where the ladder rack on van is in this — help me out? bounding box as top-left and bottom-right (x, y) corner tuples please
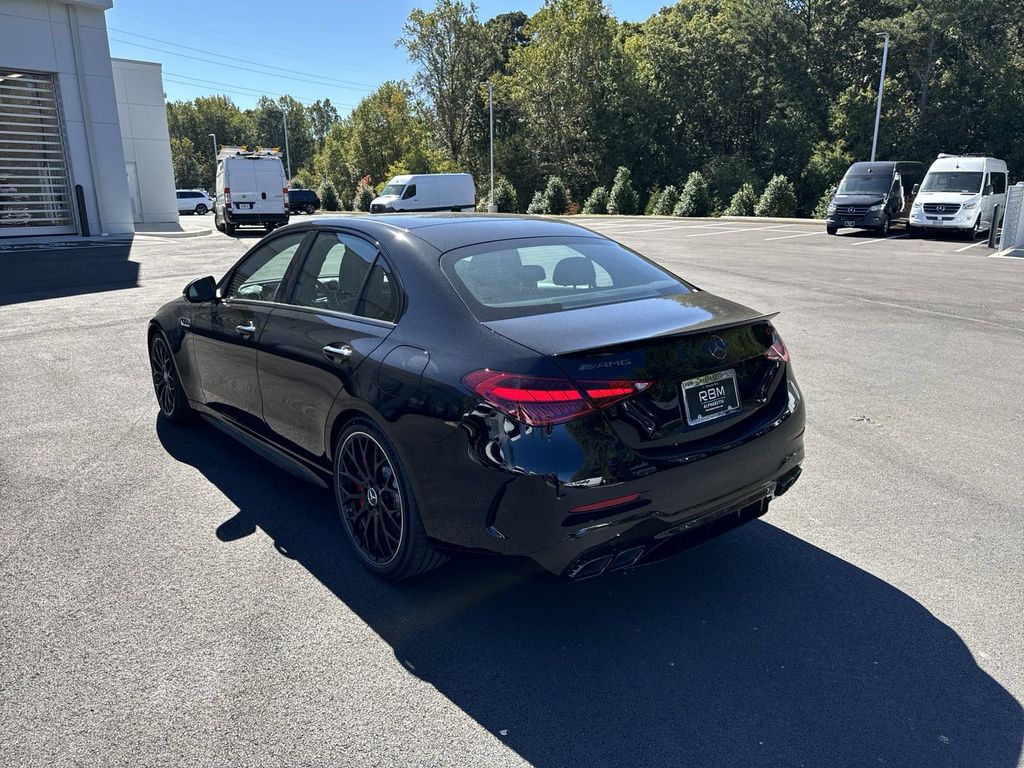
(217, 145), (283, 160)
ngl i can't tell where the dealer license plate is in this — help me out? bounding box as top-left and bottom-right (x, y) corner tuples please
(681, 369), (741, 426)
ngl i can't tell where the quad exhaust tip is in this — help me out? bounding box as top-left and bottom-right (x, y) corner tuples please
(569, 546), (646, 580)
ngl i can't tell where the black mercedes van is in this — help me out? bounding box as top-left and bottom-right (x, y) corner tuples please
(826, 161), (926, 235)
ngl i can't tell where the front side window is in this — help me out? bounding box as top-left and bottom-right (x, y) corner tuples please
(990, 173), (1007, 194)
(402, 184), (417, 200)
(223, 232), (305, 302)
(291, 232), (398, 321)
(920, 172), (983, 194)
(442, 238), (690, 321)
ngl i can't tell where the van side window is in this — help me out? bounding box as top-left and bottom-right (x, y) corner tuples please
(991, 173), (1007, 195)
(402, 184), (417, 200)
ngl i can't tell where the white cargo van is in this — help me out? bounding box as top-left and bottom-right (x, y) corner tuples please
(213, 146), (289, 235)
(909, 154), (1008, 237)
(370, 173), (475, 213)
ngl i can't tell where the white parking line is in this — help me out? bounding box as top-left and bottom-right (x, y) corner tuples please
(849, 233), (909, 247)
(685, 224), (794, 238)
(955, 240), (988, 253)
(600, 222), (733, 235)
(764, 230), (827, 241)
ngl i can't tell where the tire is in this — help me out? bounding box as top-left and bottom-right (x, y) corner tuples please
(195, 204), (208, 215)
(879, 215), (890, 236)
(907, 226), (919, 238)
(826, 224), (838, 236)
(224, 221), (236, 236)
(264, 223), (275, 233)
(305, 204), (316, 215)
(149, 331), (192, 425)
(333, 419), (447, 580)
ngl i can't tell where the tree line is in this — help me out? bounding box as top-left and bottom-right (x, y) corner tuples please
(167, 0), (1024, 216)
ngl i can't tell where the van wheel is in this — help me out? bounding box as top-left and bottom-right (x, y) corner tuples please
(826, 224), (838, 235)
(224, 221), (236, 236)
(879, 215), (890, 236)
(264, 223), (275, 233)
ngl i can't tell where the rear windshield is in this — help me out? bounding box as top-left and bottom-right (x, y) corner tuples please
(920, 172), (983, 194)
(838, 174), (891, 195)
(441, 237), (691, 321)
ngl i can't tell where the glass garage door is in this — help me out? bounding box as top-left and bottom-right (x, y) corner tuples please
(0, 70), (76, 236)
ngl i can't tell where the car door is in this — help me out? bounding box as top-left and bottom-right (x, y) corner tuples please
(257, 231), (400, 460)
(190, 230), (309, 433)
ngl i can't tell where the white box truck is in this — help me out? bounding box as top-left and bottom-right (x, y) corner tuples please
(370, 173), (475, 213)
(909, 154), (1008, 237)
(214, 146), (289, 235)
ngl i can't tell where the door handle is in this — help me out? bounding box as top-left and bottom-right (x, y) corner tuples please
(236, 322), (256, 336)
(323, 343), (353, 363)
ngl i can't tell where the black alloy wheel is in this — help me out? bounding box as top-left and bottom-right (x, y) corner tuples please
(149, 333), (191, 424)
(333, 421), (446, 579)
(195, 203), (208, 215)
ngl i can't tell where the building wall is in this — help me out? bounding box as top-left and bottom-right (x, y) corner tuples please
(0, 0), (133, 236)
(111, 58), (176, 224)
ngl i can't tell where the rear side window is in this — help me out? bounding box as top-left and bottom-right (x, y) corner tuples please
(442, 237), (691, 321)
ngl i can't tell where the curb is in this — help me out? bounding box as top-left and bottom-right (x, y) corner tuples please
(134, 228), (213, 239)
(566, 214), (824, 225)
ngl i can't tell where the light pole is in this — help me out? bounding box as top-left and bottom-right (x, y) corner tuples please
(209, 132), (217, 160)
(487, 82), (496, 213)
(871, 32), (890, 162)
(264, 106), (291, 180)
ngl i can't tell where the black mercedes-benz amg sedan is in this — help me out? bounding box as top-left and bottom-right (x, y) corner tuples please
(148, 214), (804, 580)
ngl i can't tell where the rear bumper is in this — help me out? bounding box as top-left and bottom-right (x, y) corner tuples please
(402, 373), (805, 577)
(224, 210), (289, 226)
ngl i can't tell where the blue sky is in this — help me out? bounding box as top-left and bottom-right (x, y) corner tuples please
(106, 0), (668, 112)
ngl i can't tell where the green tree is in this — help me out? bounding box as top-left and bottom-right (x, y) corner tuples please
(170, 137), (204, 189)
(319, 179), (340, 211)
(526, 190), (546, 214)
(354, 177), (376, 211)
(652, 185), (679, 216)
(346, 82), (432, 185)
(674, 171), (712, 217)
(607, 166), (639, 215)
(812, 184), (837, 219)
(724, 182), (759, 216)
(400, 0), (489, 165)
(582, 186), (609, 214)
(306, 98), (340, 151)
(543, 175), (570, 215)
(754, 174), (798, 217)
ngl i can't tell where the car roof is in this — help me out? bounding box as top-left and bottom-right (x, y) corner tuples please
(308, 213), (604, 253)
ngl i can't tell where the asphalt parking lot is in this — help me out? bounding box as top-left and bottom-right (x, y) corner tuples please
(2, 215), (1022, 767)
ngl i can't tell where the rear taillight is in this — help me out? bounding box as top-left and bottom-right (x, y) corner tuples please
(283, 187), (289, 205)
(463, 370), (651, 426)
(765, 324), (790, 362)
(223, 186), (231, 205)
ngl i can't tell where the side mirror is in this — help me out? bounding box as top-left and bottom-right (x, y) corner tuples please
(911, 183), (920, 196)
(984, 184), (993, 196)
(184, 275), (218, 303)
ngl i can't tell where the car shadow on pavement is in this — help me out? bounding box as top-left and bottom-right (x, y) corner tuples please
(1, 241), (139, 306)
(159, 418), (1024, 768)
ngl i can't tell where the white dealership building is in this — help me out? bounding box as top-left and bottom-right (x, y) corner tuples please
(0, 0), (176, 239)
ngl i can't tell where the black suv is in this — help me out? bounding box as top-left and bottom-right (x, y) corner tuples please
(288, 189), (320, 215)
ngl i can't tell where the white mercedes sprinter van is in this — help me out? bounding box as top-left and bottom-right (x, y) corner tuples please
(909, 154), (1008, 237)
(370, 174), (475, 213)
(213, 146), (289, 235)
